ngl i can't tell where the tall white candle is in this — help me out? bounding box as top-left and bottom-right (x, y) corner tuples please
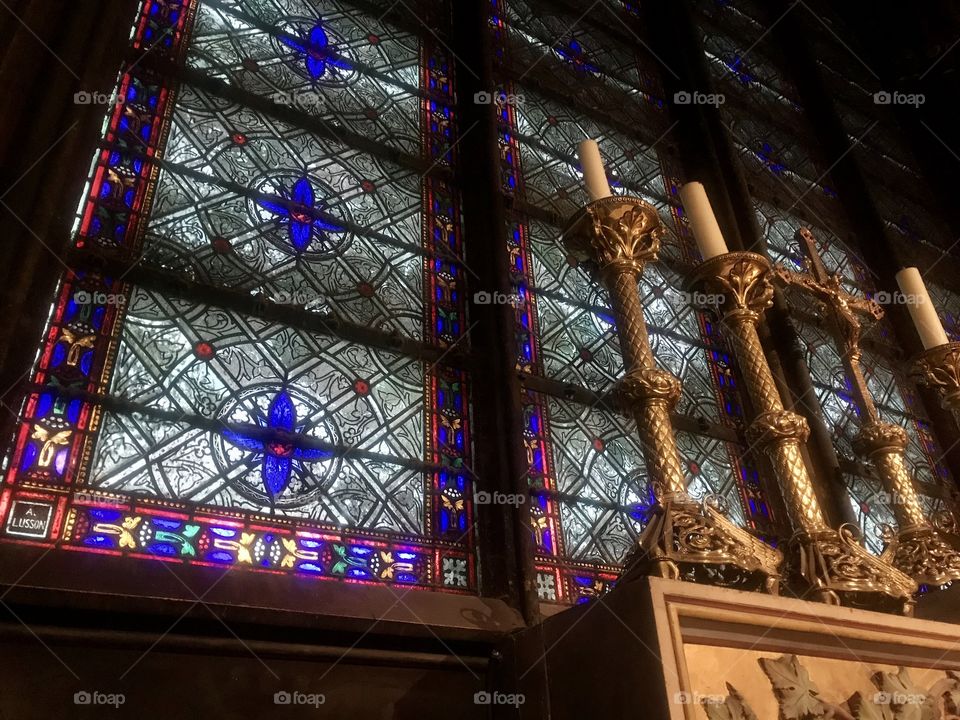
(577, 139), (612, 201)
(896, 267), (949, 349)
(679, 182), (729, 260)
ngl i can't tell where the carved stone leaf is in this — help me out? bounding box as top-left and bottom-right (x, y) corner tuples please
(704, 683), (760, 720)
(759, 654), (826, 720)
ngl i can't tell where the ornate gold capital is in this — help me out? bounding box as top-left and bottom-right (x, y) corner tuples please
(914, 341), (960, 411)
(746, 410), (811, 448)
(692, 251), (774, 321)
(851, 421), (909, 457)
(562, 196), (664, 281)
(619, 367), (682, 409)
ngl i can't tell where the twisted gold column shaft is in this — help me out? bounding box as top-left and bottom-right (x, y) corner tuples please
(854, 419), (960, 586)
(606, 267), (687, 496)
(853, 424), (927, 530)
(725, 312), (828, 532)
(877, 453), (929, 528)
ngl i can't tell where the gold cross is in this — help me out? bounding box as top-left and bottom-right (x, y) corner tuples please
(774, 227), (884, 423)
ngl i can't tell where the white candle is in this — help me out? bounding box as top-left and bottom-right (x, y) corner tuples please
(679, 181), (729, 260)
(896, 267), (949, 349)
(577, 139), (612, 201)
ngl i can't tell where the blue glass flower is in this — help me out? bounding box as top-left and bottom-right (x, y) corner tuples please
(279, 22), (351, 81)
(223, 390), (332, 499)
(257, 176), (343, 252)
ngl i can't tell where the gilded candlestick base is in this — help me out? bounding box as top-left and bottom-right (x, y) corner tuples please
(563, 199), (782, 593)
(914, 341), (960, 411)
(853, 421), (960, 587)
(791, 527), (918, 615)
(622, 491), (782, 594)
(879, 525), (960, 588)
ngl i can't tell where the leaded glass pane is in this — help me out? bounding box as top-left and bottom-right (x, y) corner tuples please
(188, 0), (426, 156)
(756, 200), (871, 298)
(142, 83), (431, 337)
(928, 282), (960, 342)
(510, 87), (675, 227)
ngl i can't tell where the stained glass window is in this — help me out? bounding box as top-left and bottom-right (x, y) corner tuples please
(492, 0), (774, 604)
(0, 0), (476, 591)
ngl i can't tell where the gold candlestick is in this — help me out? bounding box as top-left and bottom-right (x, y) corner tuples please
(563, 197), (782, 593)
(693, 251), (918, 612)
(774, 229), (960, 588)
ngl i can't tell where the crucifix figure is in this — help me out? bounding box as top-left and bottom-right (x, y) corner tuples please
(775, 227), (960, 587)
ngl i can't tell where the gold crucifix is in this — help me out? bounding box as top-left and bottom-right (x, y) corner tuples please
(775, 227), (960, 587)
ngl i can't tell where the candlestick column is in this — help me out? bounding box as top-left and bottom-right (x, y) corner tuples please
(562, 196), (782, 592)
